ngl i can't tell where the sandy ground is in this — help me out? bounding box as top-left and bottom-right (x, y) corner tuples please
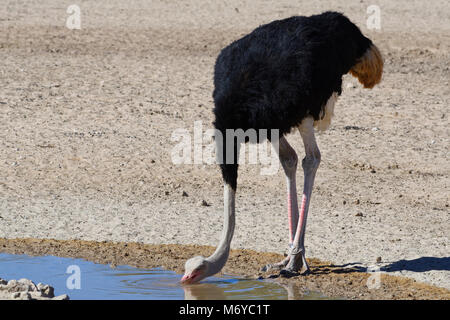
(0, 0), (449, 296)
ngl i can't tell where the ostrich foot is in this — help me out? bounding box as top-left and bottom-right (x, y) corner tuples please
(261, 247), (311, 275)
(280, 247), (310, 276)
(260, 255), (290, 272)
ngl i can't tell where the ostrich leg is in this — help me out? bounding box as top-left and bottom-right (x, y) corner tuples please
(262, 136), (299, 271)
(282, 117), (320, 275)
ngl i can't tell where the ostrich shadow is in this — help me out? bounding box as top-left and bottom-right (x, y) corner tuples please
(379, 257), (450, 273)
(311, 257), (450, 275)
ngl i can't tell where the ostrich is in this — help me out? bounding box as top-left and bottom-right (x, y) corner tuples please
(181, 11), (383, 284)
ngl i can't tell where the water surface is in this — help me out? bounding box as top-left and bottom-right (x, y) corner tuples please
(0, 253), (327, 300)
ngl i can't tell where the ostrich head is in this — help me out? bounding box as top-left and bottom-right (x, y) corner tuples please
(350, 43), (384, 89)
(180, 256), (210, 284)
(318, 11), (384, 89)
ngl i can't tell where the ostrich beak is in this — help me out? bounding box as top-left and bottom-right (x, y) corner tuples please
(180, 271), (200, 284)
(180, 274), (190, 283)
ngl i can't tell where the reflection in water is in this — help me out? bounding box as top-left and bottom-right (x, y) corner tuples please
(183, 279), (329, 300)
(183, 278), (287, 300)
(0, 253), (327, 300)
(277, 282), (330, 300)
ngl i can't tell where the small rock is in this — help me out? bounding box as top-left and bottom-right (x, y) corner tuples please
(182, 191), (189, 197)
(18, 278), (37, 291)
(199, 200), (210, 207)
(344, 125), (363, 131)
(19, 292), (32, 300)
(355, 212), (363, 217)
(40, 284), (54, 297)
(376, 256), (382, 263)
(11, 292), (20, 299)
(7, 279), (18, 287)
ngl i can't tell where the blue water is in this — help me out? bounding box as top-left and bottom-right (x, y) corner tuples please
(0, 253), (318, 300)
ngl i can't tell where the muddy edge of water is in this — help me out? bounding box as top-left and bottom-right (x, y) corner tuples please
(0, 238), (448, 300)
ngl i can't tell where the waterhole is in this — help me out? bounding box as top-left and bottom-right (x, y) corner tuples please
(0, 253), (328, 299)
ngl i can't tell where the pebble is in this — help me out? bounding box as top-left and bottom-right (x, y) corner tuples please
(355, 212), (364, 217)
(11, 292), (20, 299)
(37, 283), (54, 297)
(199, 200), (210, 207)
(19, 292), (32, 300)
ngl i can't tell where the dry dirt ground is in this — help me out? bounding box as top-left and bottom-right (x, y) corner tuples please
(0, 0), (449, 298)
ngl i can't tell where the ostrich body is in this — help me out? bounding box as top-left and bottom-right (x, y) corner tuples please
(181, 11), (383, 284)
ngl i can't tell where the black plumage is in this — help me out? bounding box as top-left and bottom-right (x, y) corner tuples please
(212, 11), (376, 189)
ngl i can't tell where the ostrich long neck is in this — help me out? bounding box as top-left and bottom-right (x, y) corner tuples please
(206, 183), (236, 275)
